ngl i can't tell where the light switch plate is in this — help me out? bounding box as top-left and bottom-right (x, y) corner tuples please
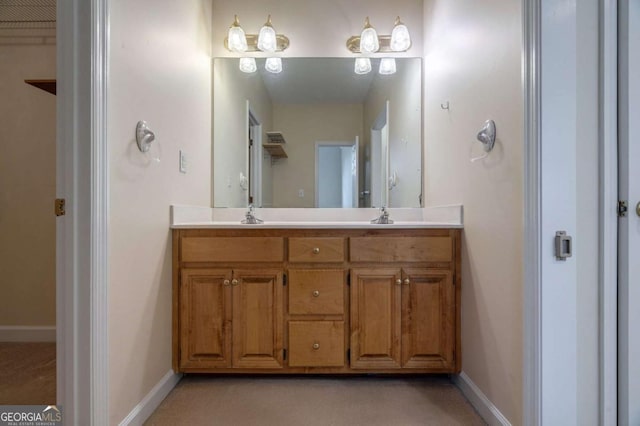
(179, 150), (187, 173)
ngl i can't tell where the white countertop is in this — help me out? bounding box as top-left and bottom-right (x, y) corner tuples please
(170, 205), (463, 229)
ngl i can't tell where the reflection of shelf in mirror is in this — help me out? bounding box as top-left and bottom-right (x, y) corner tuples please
(266, 131), (286, 144)
(263, 143), (288, 158)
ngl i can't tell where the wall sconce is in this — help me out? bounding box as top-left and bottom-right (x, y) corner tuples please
(346, 16), (412, 53)
(225, 15), (290, 53)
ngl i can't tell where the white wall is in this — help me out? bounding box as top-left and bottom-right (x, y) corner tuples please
(211, 0), (423, 58)
(213, 58), (273, 207)
(0, 34), (56, 330)
(423, 0), (523, 423)
(107, 0), (212, 423)
(272, 103), (363, 207)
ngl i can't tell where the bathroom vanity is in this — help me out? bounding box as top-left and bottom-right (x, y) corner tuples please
(171, 206), (462, 374)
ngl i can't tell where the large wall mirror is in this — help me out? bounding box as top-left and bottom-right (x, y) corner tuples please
(213, 57), (422, 208)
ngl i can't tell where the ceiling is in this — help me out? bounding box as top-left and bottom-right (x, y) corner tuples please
(0, 0), (56, 29)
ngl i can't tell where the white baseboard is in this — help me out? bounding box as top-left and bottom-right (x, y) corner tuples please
(0, 326), (56, 342)
(453, 372), (512, 426)
(119, 370), (182, 426)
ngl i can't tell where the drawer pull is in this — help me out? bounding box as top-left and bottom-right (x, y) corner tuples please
(396, 279), (402, 286)
(312, 342), (320, 350)
(312, 247), (320, 254)
(312, 290), (320, 297)
(231, 279), (239, 286)
(223, 279), (231, 286)
(403, 278), (411, 285)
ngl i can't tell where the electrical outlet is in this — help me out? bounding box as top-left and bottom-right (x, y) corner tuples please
(179, 150), (187, 173)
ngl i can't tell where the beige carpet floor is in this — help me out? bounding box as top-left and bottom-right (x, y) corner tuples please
(0, 342), (56, 405)
(145, 375), (485, 426)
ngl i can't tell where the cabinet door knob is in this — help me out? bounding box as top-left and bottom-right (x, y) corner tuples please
(312, 247), (320, 254)
(312, 342), (320, 350)
(231, 279), (239, 286)
(396, 279), (402, 285)
(404, 278), (410, 285)
(312, 290), (320, 297)
(223, 279), (231, 286)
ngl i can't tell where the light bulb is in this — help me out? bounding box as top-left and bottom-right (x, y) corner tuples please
(379, 58), (396, 75)
(239, 57), (257, 73)
(359, 17), (379, 53)
(354, 57), (372, 74)
(390, 17), (411, 51)
(265, 57), (282, 73)
(257, 15), (277, 53)
(227, 15), (247, 53)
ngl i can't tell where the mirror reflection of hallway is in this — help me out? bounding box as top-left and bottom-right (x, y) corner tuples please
(315, 139), (359, 208)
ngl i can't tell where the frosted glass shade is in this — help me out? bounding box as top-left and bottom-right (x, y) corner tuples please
(257, 16), (277, 53)
(390, 21), (411, 51)
(360, 27), (379, 53)
(354, 57), (372, 74)
(359, 17), (379, 53)
(379, 58), (396, 75)
(265, 57), (283, 73)
(227, 16), (247, 52)
(239, 57), (257, 73)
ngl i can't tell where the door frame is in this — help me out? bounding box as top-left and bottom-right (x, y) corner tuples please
(57, 0), (109, 424)
(314, 139), (359, 208)
(523, 0), (618, 424)
(61, 0), (619, 423)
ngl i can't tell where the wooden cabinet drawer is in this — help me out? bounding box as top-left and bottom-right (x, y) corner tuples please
(181, 237), (284, 262)
(288, 238), (345, 263)
(288, 321), (344, 367)
(288, 269), (344, 315)
(350, 236), (453, 263)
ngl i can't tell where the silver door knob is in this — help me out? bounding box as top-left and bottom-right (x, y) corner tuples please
(223, 279), (231, 286)
(636, 201), (640, 217)
(312, 342), (320, 350)
(312, 290), (320, 297)
(313, 247), (320, 254)
(403, 278), (410, 285)
(396, 279), (402, 285)
(231, 279), (239, 286)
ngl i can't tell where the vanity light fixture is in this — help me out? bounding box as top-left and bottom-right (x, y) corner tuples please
(265, 57), (283, 73)
(227, 15), (248, 52)
(354, 57), (372, 74)
(224, 15), (290, 53)
(346, 16), (411, 53)
(239, 57), (257, 73)
(379, 58), (396, 75)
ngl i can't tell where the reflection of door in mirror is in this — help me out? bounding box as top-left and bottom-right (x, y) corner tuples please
(369, 101), (389, 208)
(315, 138), (359, 208)
(248, 110), (262, 207)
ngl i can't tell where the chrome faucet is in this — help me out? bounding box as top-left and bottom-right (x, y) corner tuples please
(371, 206), (394, 224)
(241, 204), (263, 224)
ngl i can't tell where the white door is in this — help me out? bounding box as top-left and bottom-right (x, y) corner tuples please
(618, 1), (640, 423)
(351, 137), (359, 208)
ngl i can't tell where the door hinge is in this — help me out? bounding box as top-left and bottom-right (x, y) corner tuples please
(618, 200), (628, 217)
(283, 349), (287, 361)
(283, 273), (287, 286)
(55, 198), (66, 216)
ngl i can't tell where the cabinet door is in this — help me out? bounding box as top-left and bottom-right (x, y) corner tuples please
(232, 269), (284, 368)
(350, 268), (402, 369)
(180, 269), (232, 369)
(401, 269), (455, 369)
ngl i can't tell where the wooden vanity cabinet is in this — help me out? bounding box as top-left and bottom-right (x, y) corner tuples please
(173, 228), (461, 374)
